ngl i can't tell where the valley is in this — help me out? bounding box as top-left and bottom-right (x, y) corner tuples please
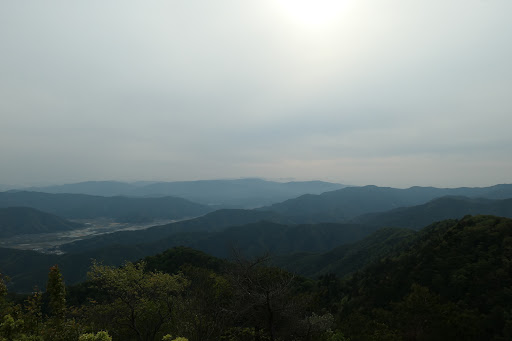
(0, 218), (180, 254)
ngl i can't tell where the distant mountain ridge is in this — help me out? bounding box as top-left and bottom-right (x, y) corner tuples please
(263, 184), (512, 223)
(0, 191), (213, 222)
(352, 196), (512, 229)
(0, 207), (83, 238)
(20, 179), (347, 208)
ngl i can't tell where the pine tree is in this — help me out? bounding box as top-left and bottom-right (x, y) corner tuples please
(46, 265), (66, 319)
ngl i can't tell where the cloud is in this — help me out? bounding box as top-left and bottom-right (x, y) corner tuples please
(0, 0), (511, 186)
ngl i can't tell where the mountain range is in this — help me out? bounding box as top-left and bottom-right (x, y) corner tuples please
(1, 182), (512, 295)
(351, 196), (512, 229)
(262, 184), (512, 223)
(20, 179), (347, 208)
(0, 191), (213, 222)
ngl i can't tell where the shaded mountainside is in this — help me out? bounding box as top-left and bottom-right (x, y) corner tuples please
(2, 219), (380, 292)
(182, 221), (381, 259)
(263, 184), (512, 223)
(0, 207), (83, 238)
(0, 191), (213, 222)
(336, 215), (512, 340)
(60, 209), (291, 253)
(352, 196), (512, 229)
(23, 179), (346, 208)
(273, 227), (415, 278)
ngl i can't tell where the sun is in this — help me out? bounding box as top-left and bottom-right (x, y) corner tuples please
(275, 0), (348, 28)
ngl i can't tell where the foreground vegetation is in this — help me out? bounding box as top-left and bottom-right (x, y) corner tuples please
(1, 215), (511, 340)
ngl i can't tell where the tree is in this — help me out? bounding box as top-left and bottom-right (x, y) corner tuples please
(0, 274), (7, 315)
(43, 265), (83, 341)
(86, 261), (188, 341)
(46, 265), (66, 319)
(226, 254), (308, 341)
(172, 266), (232, 341)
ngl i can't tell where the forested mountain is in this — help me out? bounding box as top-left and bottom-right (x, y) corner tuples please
(0, 207), (83, 238)
(177, 221), (381, 259)
(273, 227), (415, 278)
(0, 191), (213, 222)
(352, 196), (512, 229)
(263, 184), (512, 223)
(335, 215), (512, 340)
(23, 179), (346, 208)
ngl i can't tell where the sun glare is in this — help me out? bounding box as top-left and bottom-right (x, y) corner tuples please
(276, 0), (348, 28)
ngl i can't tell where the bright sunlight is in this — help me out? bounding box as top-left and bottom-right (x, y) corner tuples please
(275, 0), (348, 28)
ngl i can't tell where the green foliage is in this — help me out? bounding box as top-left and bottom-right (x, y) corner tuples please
(335, 215), (512, 340)
(171, 266), (233, 340)
(78, 331), (112, 341)
(225, 255), (318, 341)
(46, 265), (66, 319)
(21, 292), (42, 336)
(0, 314), (24, 340)
(322, 330), (350, 341)
(0, 275), (7, 311)
(86, 261), (188, 341)
(144, 247), (225, 274)
(161, 336), (188, 341)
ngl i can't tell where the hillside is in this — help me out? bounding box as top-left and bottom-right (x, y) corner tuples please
(0, 191), (213, 222)
(273, 227), (415, 278)
(336, 215), (512, 340)
(352, 196), (512, 229)
(181, 221), (381, 259)
(0, 207), (83, 238)
(263, 184), (512, 223)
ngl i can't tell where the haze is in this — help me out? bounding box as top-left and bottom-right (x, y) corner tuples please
(1, 0), (511, 188)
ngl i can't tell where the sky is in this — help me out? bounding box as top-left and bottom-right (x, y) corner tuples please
(1, 0), (511, 188)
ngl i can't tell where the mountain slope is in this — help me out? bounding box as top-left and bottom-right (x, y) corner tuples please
(183, 221), (381, 259)
(263, 184), (512, 223)
(273, 227), (415, 278)
(0, 191), (213, 222)
(337, 215), (512, 340)
(0, 207), (83, 238)
(352, 196), (512, 229)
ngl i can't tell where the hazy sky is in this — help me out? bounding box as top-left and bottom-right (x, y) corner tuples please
(1, 0), (511, 188)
